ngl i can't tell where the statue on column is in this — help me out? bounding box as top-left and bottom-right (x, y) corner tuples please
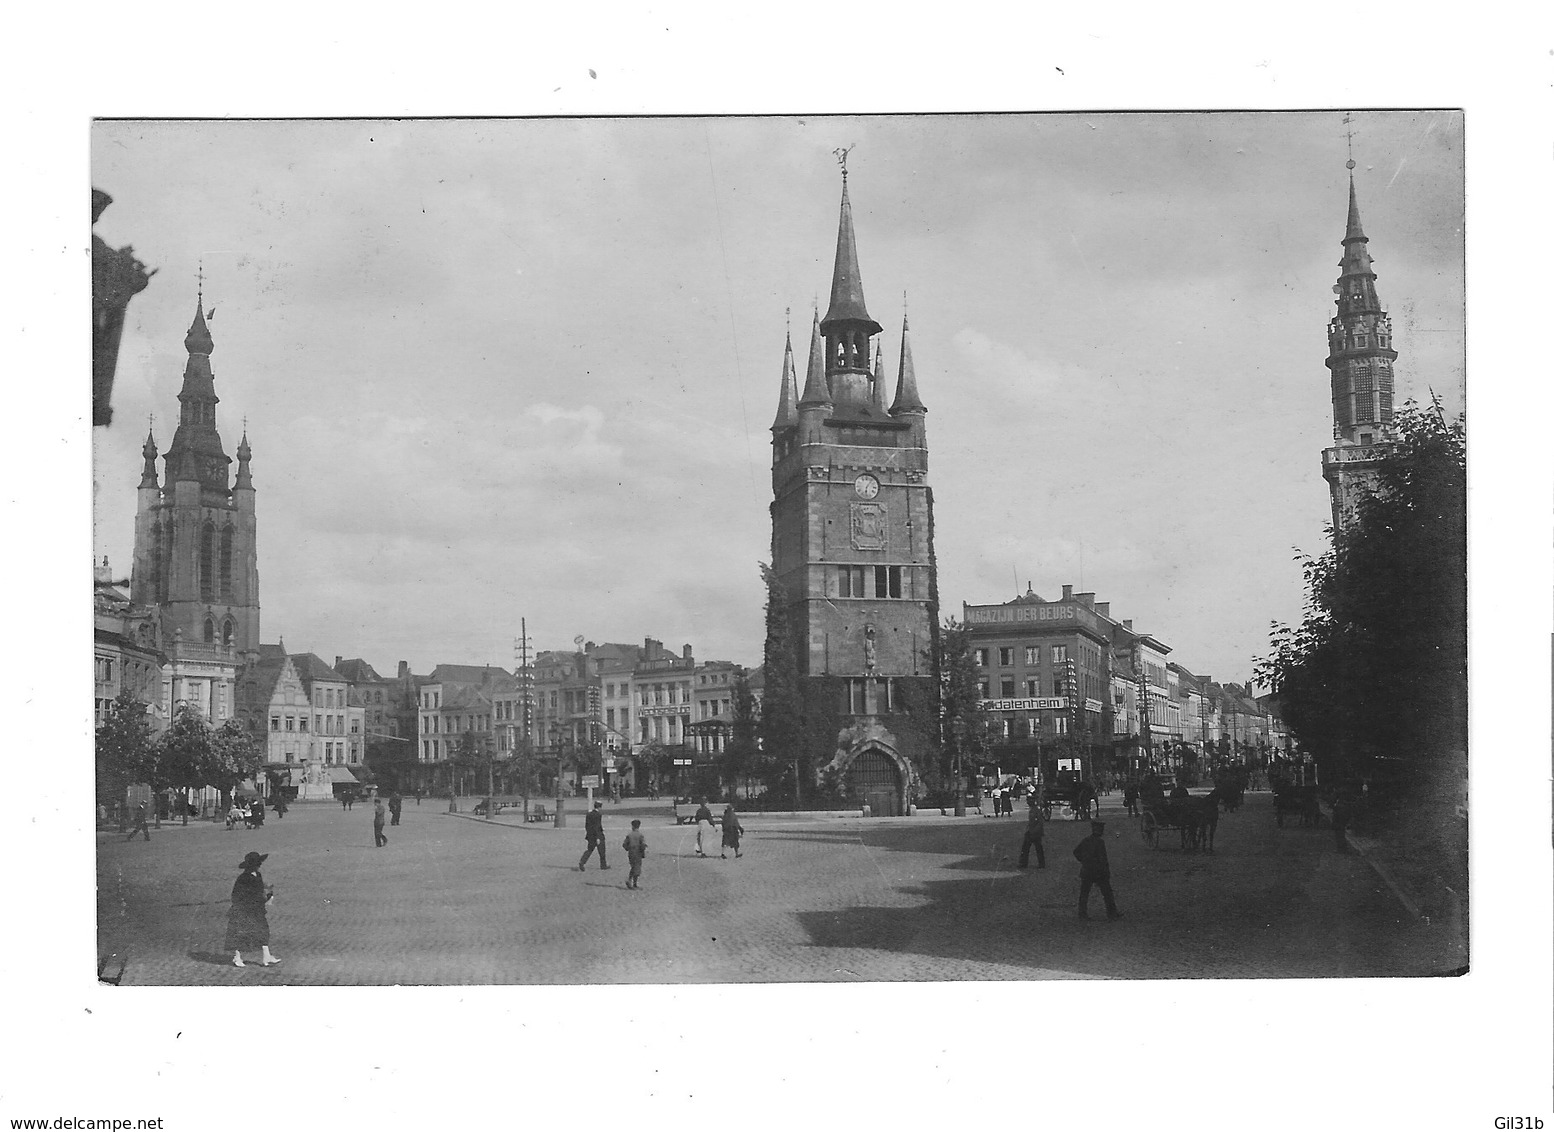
(863, 624), (877, 670)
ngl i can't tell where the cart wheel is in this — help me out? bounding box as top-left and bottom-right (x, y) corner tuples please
(1141, 811), (1158, 848)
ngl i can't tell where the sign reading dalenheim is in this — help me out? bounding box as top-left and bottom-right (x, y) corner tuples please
(981, 697), (1068, 712)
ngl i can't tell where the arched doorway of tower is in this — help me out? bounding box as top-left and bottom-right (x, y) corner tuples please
(845, 746), (903, 817)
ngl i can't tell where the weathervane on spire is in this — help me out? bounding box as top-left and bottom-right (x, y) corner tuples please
(197, 258), (203, 303)
(1343, 112), (1356, 171)
(833, 143), (855, 182)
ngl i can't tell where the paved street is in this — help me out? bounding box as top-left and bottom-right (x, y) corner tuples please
(96, 792), (1463, 985)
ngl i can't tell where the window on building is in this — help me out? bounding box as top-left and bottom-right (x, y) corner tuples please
(271, 716), (280, 731)
(300, 716), (309, 731)
(1000, 677), (1015, 698)
(1026, 679), (1040, 698)
(1053, 679), (1064, 697)
(977, 679), (989, 699)
(1054, 716), (1068, 735)
(998, 647), (1014, 667)
(1051, 645), (1068, 664)
(974, 648), (989, 667)
(1024, 646), (1039, 666)
(285, 716), (294, 731)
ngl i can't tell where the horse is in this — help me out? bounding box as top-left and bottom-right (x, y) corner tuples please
(1188, 789), (1224, 852)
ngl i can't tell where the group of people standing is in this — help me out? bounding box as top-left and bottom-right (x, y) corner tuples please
(576, 798), (746, 889)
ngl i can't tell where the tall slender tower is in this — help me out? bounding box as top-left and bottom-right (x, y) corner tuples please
(1321, 154), (1399, 531)
(130, 294), (261, 657)
(768, 168), (938, 816)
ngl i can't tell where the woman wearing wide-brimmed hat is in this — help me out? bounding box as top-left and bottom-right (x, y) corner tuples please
(226, 851), (279, 968)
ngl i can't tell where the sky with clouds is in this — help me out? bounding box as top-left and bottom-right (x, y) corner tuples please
(90, 112), (1463, 681)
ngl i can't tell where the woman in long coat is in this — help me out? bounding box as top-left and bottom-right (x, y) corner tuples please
(720, 803), (744, 859)
(226, 851), (278, 968)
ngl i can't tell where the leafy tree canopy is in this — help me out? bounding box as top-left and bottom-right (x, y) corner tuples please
(1257, 399), (1466, 790)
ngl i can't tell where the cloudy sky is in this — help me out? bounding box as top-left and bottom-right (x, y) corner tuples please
(90, 113), (1463, 681)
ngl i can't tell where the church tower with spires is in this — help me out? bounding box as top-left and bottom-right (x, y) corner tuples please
(768, 167), (938, 815)
(1321, 150), (1400, 531)
(131, 291), (261, 662)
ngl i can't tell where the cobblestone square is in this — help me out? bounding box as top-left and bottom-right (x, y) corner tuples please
(97, 792), (1463, 985)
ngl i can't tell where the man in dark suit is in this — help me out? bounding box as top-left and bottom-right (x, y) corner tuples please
(1018, 798), (1046, 868)
(578, 801), (609, 871)
(1073, 821), (1122, 921)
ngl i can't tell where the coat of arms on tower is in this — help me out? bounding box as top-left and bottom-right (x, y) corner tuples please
(850, 502), (886, 550)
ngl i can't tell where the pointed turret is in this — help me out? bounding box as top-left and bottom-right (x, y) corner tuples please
(1340, 174), (1375, 278)
(890, 315), (926, 414)
(183, 299), (214, 358)
(770, 331), (798, 431)
(234, 429), (254, 490)
(163, 293), (230, 490)
(139, 427), (159, 488)
(798, 311), (831, 407)
(820, 181), (882, 338)
(819, 179), (883, 404)
(871, 343), (887, 411)
(1345, 174), (1366, 242)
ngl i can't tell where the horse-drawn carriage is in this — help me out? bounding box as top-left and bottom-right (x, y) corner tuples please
(1272, 781), (1323, 828)
(1031, 756), (1098, 821)
(1138, 787), (1223, 851)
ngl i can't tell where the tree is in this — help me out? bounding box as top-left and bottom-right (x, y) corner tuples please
(1257, 399), (1466, 797)
(721, 669), (759, 799)
(937, 618), (991, 811)
(451, 730), (488, 796)
(758, 563), (805, 803)
(96, 690), (156, 829)
(157, 702), (214, 825)
(208, 719), (264, 805)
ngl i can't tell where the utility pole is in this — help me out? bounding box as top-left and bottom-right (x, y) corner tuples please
(515, 620), (534, 817)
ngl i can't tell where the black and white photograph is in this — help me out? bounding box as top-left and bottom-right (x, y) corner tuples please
(10, 11), (1552, 1131)
(89, 110), (1468, 987)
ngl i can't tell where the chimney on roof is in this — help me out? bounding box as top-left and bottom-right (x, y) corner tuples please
(335, 655), (343, 670)
(1076, 592), (1095, 607)
(1096, 602), (1110, 619)
(1123, 619), (1133, 631)
(585, 641), (595, 651)
(1062, 584), (1073, 600)
(683, 644), (693, 660)
(398, 661), (409, 680)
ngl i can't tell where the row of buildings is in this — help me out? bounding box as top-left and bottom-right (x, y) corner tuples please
(961, 583), (1285, 779)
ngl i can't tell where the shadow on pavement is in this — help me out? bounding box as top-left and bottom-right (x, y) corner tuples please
(186, 950), (233, 966)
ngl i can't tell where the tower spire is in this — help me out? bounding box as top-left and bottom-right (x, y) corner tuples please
(164, 290), (228, 488)
(820, 172), (881, 338)
(771, 326), (799, 430)
(1321, 132), (1399, 532)
(139, 425), (159, 488)
(798, 310), (831, 406)
(890, 314), (925, 414)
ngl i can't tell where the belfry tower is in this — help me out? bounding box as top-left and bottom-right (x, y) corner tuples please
(768, 168), (938, 815)
(1321, 153), (1400, 531)
(130, 293), (261, 658)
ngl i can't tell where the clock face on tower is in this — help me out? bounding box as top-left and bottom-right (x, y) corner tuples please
(853, 474), (880, 499)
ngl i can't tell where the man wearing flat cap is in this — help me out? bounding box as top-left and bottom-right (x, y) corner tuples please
(1072, 821), (1122, 921)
